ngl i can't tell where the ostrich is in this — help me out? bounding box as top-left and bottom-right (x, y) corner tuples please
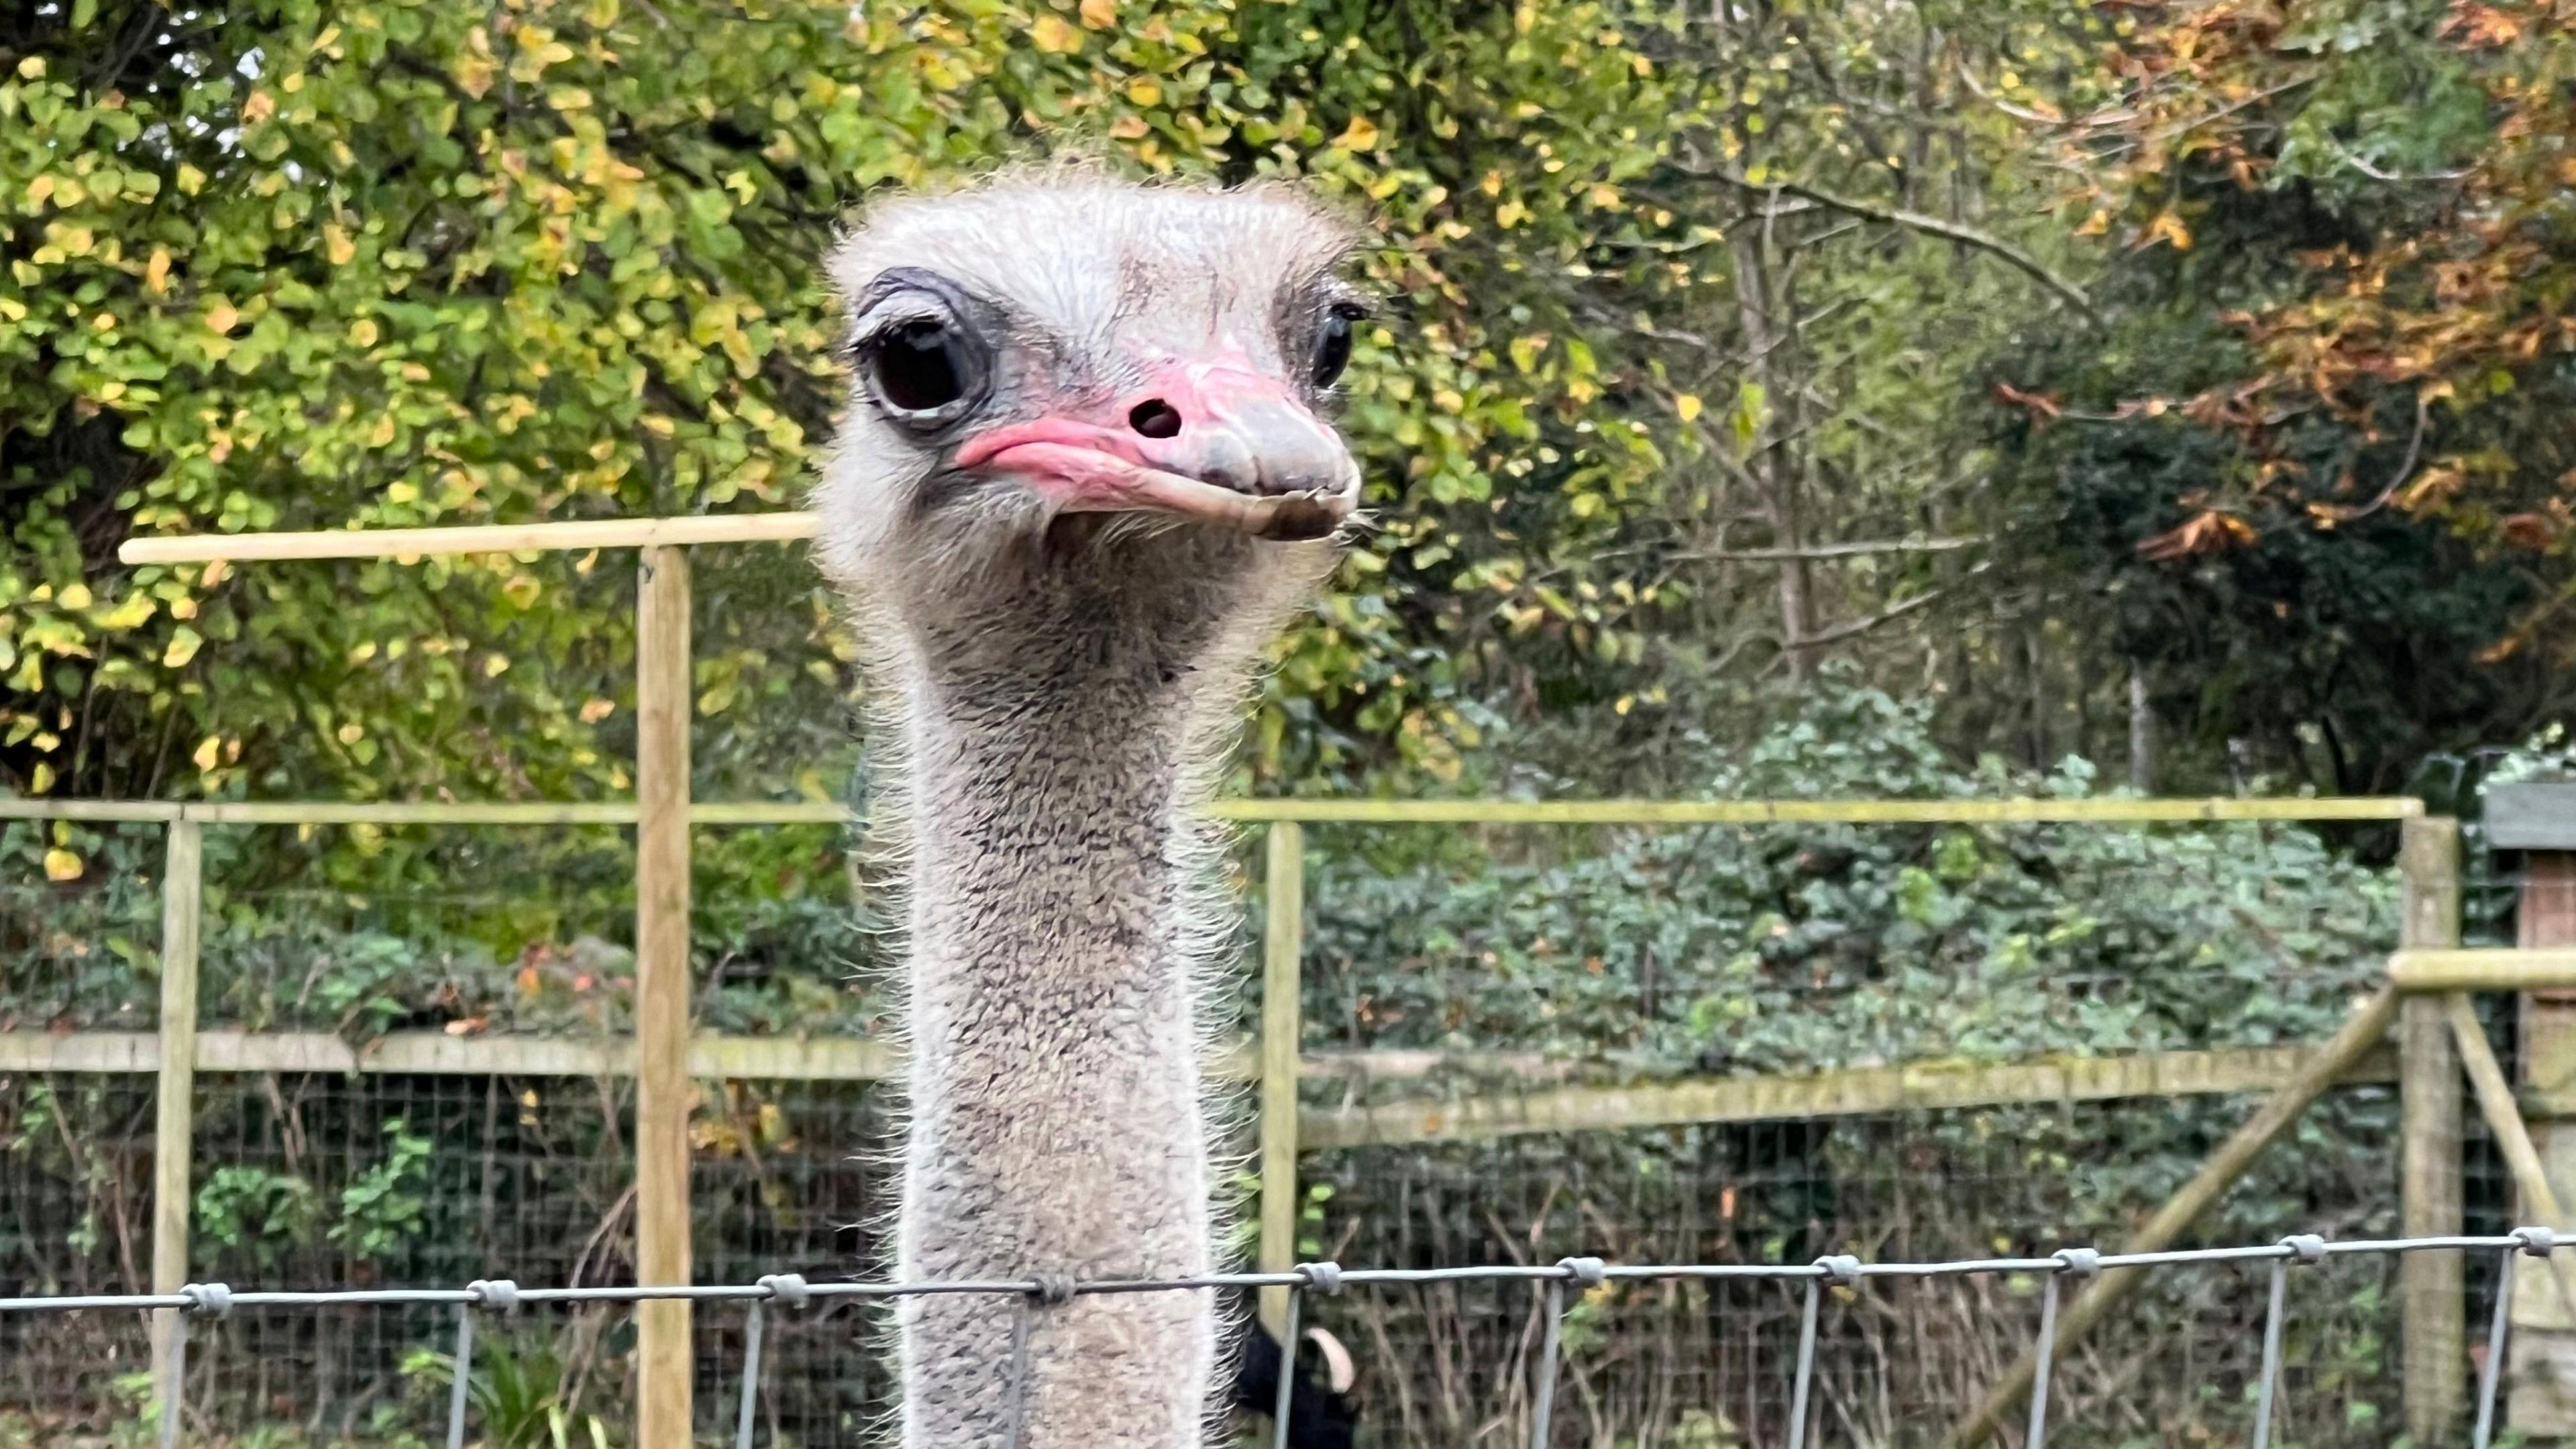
(810, 172), (1368, 1447)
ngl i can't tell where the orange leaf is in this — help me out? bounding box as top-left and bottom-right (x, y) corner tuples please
(1992, 380), (2063, 421)
(2498, 512), (2559, 550)
(2137, 510), (2256, 561)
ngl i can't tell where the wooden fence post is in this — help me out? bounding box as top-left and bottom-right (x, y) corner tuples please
(1258, 821), (1305, 1336)
(2401, 814), (2466, 1446)
(635, 545), (694, 1448)
(149, 818), (203, 1420)
(2491, 782), (2576, 1430)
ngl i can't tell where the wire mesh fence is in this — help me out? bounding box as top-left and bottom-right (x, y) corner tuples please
(0, 1232), (2561, 1449)
(1, 795), (2546, 1446)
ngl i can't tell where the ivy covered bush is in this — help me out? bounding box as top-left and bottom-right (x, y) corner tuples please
(1287, 676), (2396, 1076)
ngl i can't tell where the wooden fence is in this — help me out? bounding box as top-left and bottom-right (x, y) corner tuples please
(0, 512), (2555, 1445)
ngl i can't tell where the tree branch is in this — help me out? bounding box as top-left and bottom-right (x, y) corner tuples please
(1801, 562), (1995, 647)
(1693, 536), (1986, 562)
(1689, 166), (2101, 324)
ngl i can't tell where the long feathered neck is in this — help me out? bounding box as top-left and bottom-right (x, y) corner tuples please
(902, 655), (1210, 1106)
(883, 592), (1253, 1448)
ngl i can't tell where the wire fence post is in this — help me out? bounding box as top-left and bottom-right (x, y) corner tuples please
(1270, 1279), (1303, 1449)
(2400, 814), (2465, 1445)
(2027, 1248), (2094, 1449)
(635, 543), (694, 1449)
(1258, 820), (1305, 1336)
(737, 1275), (803, 1449)
(1788, 1257), (1853, 1449)
(149, 818), (204, 1424)
(1528, 1258), (1601, 1449)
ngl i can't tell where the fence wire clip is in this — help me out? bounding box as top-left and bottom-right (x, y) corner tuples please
(468, 1279), (519, 1312)
(178, 1283), (232, 1319)
(2049, 1248), (2101, 1279)
(757, 1273), (811, 1307)
(1295, 1261), (1345, 1295)
(2279, 1234), (2328, 1266)
(1813, 1254), (1862, 1287)
(1558, 1256), (1608, 1290)
(1026, 1271), (1075, 1307)
(2514, 1226), (2559, 1257)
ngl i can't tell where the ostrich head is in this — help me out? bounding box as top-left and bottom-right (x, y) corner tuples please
(813, 172), (1368, 659)
(812, 173), (1371, 1446)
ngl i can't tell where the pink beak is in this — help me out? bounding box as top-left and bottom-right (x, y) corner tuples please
(953, 361), (1359, 541)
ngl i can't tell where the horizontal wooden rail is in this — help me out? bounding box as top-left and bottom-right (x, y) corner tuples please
(0, 1032), (1567, 1084)
(0, 1031), (2392, 1144)
(1301, 1041), (2399, 1149)
(1, 796), (2420, 827)
(0, 799), (847, 826)
(0, 1030), (1026, 1081)
(117, 513), (820, 565)
(1210, 797), (2422, 824)
(2390, 948), (2576, 992)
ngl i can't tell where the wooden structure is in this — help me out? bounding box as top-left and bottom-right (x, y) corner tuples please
(2493, 781), (2576, 1431)
(13, 511), (2543, 1444)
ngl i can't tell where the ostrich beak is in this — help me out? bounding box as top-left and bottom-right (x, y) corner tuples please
(951, 362), (1360, 542)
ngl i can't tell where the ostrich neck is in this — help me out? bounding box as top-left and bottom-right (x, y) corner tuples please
(877, 567), (1309, 1445)
(898, 660), (1218, 1286)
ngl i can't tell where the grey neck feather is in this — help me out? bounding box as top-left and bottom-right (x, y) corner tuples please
(885, 588), (1260, 1448)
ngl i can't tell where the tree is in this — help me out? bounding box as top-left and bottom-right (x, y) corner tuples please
(1980, 0), (2576, 790)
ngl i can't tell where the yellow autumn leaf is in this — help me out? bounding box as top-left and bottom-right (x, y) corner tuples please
(324, 223), (356, 265)
(162, 628), (203, 667)
(144, 247), (171, 292)
(1335, 115), (1380, 151)
(1126, 77), (1162, 107)
(205, 302), (239, 334)
(95, 593), (154, 631)
(201, 558), (231, 588)
(1079, 0), (1116, 25)
(350, 317), (380, 347)
(30, 763), (55, 794)
(1675, 393), (1703, 423)
(25, 175), (54, 207)
(44, 849), (82, 882)
(241, 90), (276, 122)
(58, 582), (92, 610)
(1030, 14), (1081, 52)
(2141, 209), (2192, 252)
(580, 697), (616, 723)
(192, 735), (221, 771)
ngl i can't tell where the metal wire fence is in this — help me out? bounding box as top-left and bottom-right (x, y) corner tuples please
(1, 1231), (2557, 1449)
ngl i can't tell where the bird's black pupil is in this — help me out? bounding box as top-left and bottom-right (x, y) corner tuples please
(1313, 310), (1354, 388)
(873, 319), (965, 412)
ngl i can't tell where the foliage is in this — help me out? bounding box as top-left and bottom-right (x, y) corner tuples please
(402, 1328), (615, 1449)
(194, 1165), (321, 1270)
(1, 0), (2244, 837)
(1981, 0), (2576, 789)
(328, 1118), (433, 1256)
(1287, 673), (2396, 1073)
(0, 0), (1690, 821)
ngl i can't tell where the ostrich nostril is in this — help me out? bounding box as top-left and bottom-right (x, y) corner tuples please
(1128, 398), (1183, 439)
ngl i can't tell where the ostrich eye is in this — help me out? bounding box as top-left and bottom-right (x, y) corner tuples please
(867, 317), (982, 417)
(1311, 305), (1360, 389)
